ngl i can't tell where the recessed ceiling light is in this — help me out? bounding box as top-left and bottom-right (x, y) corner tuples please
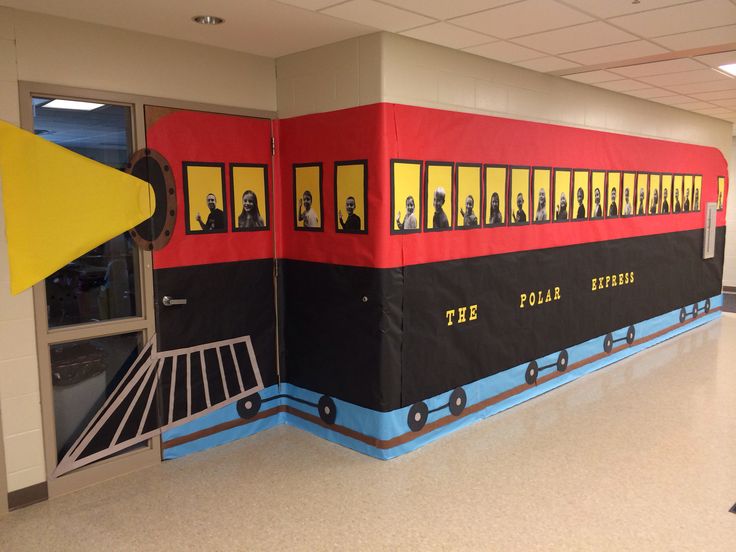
(718, 64), (736, 77)
(41, 99), (104, 111)
(192, 15), (224, 25)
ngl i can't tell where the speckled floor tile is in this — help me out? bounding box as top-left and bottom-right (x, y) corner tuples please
(1, 315), (735, 551)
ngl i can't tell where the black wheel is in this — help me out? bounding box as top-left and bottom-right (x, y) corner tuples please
(236, 393), (262, 419)
(448, 387), (467, 416)
(626, 325), (636, 345)
(704, 298), (711, 313)
(525, 360), (538, 385)
(603, 333), (613, 354)
(692, 303), (699, 319)
(317, 395), (337, 425)
(679, 308), (686, 323)
(407, 402), (429, 432)
(556, 350), (569, 372)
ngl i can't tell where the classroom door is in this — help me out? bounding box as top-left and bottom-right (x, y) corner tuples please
(144, 106), (278, 430)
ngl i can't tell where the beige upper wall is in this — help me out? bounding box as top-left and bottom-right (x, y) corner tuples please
(277, 31), (734, 283)
(12, 10), (276, 111)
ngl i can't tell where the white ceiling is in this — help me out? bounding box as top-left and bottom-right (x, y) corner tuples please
(2, 0), (736, 129)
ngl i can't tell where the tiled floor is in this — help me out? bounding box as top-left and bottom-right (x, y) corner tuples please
(1, 315), (735, 551)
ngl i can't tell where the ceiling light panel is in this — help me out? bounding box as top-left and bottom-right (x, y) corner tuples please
(41, 99), (104, 111)
(322, 0), (434, 33)
(652, 25), (736, 50)
(559, 0), (693, 19)
(562, 40), (668, 65)
(516, 56), (581, 72)
(608, 0), (736, 38)
(564, 70), (621, 84)
(402, 22), (492, 49)
(513, 21), (638, 55)
(380, 0), (513, 20)
(451, 0), (593, 40)
(464, 41), (545, 63)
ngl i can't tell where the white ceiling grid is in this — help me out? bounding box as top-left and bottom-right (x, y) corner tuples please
(1, 0), (735, 127)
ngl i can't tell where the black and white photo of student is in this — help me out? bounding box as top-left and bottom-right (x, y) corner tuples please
(649, 188), (659, 214)
(608, 187), (618, 217)
(661, 187), (670, 214)
(432, 187), (450, 228)
(556, 191), (568, 221)
(237, 190), (265, 229)
(637, 187), (646, 215)
(196, 193), (226, 231)
(460, 195), (479, 227)
(513, 192), (527, 223)
(683, 187), (690, 212)
(592, 187), (603, 219)
(338, 196), (361, 232)
(575, 187), (586, 220)
(396, 195), (418, 230)
(488, 192), (503, 224)
(534, 187), (548, 222)
(298, 190), (319, 228)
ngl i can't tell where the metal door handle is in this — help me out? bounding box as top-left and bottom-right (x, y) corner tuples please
(162, 296), (187, 307)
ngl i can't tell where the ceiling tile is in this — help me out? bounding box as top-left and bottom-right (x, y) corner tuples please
(560, 0), (693, 19)
(652, 24), (736, 50)
(563, 40), (668, 65)
(464, 41), (544, 63)
(653, 95), (700, 105)
(690, 89), (736, 101)
(451, 0), (593, 40)
(403, 22), (492, 49)
(694, 50), (736, 67)
(322, 0), (435, 33)
(278, 0), (345, 9)
(596, 79), (650, 92)
(713, 97), (736, 108)
(668, 79), (736, 93)
(515, 56), (581, 71)
(673, 100), (719, 109)
(513, 21), (637, 55)
(380, 0), (512, 20)
(692, 106), (734, 114)
(608, 0), (736, 38)
(639, 68), (732, 86)
(564, 70), (621, 83)
(625, 87), (676, 99)
(610, 59), (707, 78)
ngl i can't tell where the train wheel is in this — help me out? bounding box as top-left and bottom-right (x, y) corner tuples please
(317, 395), (337, 425)
(603, 333), (613, 353)
(448, 387), (467, 416)
(236, 393), (262, 419)
(626, 325), (636, 345)
(692, 303), (699, 319)
(525, 360), (538, 385)
(704, 298), (711, 313)
(679, 308), (686, 323)
(556, 350), (569, 372)
(407, 402), (429, 432)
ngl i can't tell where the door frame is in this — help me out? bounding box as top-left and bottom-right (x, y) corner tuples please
(19, 81), (275, 498)
(0, 403), (8, 515)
